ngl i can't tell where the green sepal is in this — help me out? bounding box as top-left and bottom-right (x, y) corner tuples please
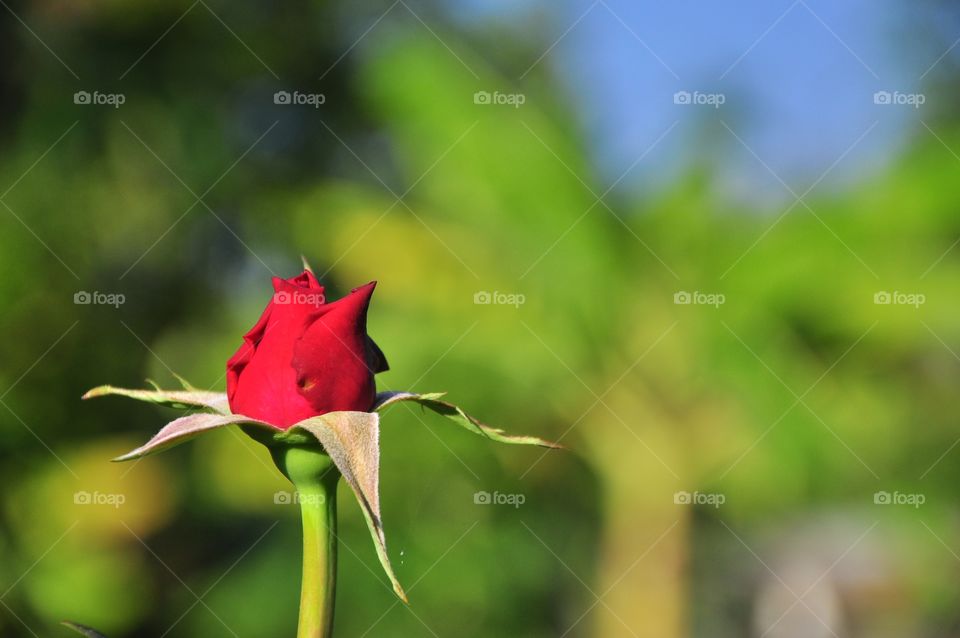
(287, 411), (407, 603)
(111, 412), (275, 461)
(374, 391), (562, 448)
(242, 423), (316, 448)
(82, 385), (229, 414)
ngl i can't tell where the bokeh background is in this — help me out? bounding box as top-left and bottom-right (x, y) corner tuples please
(1, 1), (960, 636)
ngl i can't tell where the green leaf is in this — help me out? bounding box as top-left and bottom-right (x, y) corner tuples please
(289, 411), (408, 603)
(112, 412), (275, 461)
(374, 392), (562, 448)
(82, 385), (230, 414)
(61, 621), (108, 637)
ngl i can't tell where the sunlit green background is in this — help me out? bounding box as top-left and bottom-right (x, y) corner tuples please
(2, 1), (960, 636)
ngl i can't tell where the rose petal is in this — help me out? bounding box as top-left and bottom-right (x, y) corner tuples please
(291, 282), (378, 415)
(367, 337), (390, 374)
(229, 285), (329, 427)
(227, 302), (274, 402)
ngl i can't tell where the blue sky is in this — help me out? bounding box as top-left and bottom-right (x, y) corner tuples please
(452, 0), (956, 204)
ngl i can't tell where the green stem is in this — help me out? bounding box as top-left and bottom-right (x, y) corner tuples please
(272, 445), (340, 638)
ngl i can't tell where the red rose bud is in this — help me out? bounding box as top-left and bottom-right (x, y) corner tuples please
(227, 270), (388, 429)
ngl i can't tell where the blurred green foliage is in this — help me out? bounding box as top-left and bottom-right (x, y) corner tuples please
(1, 2), (960, 637)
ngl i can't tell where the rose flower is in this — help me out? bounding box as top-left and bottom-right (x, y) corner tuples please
(226, 270), (388, 429)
